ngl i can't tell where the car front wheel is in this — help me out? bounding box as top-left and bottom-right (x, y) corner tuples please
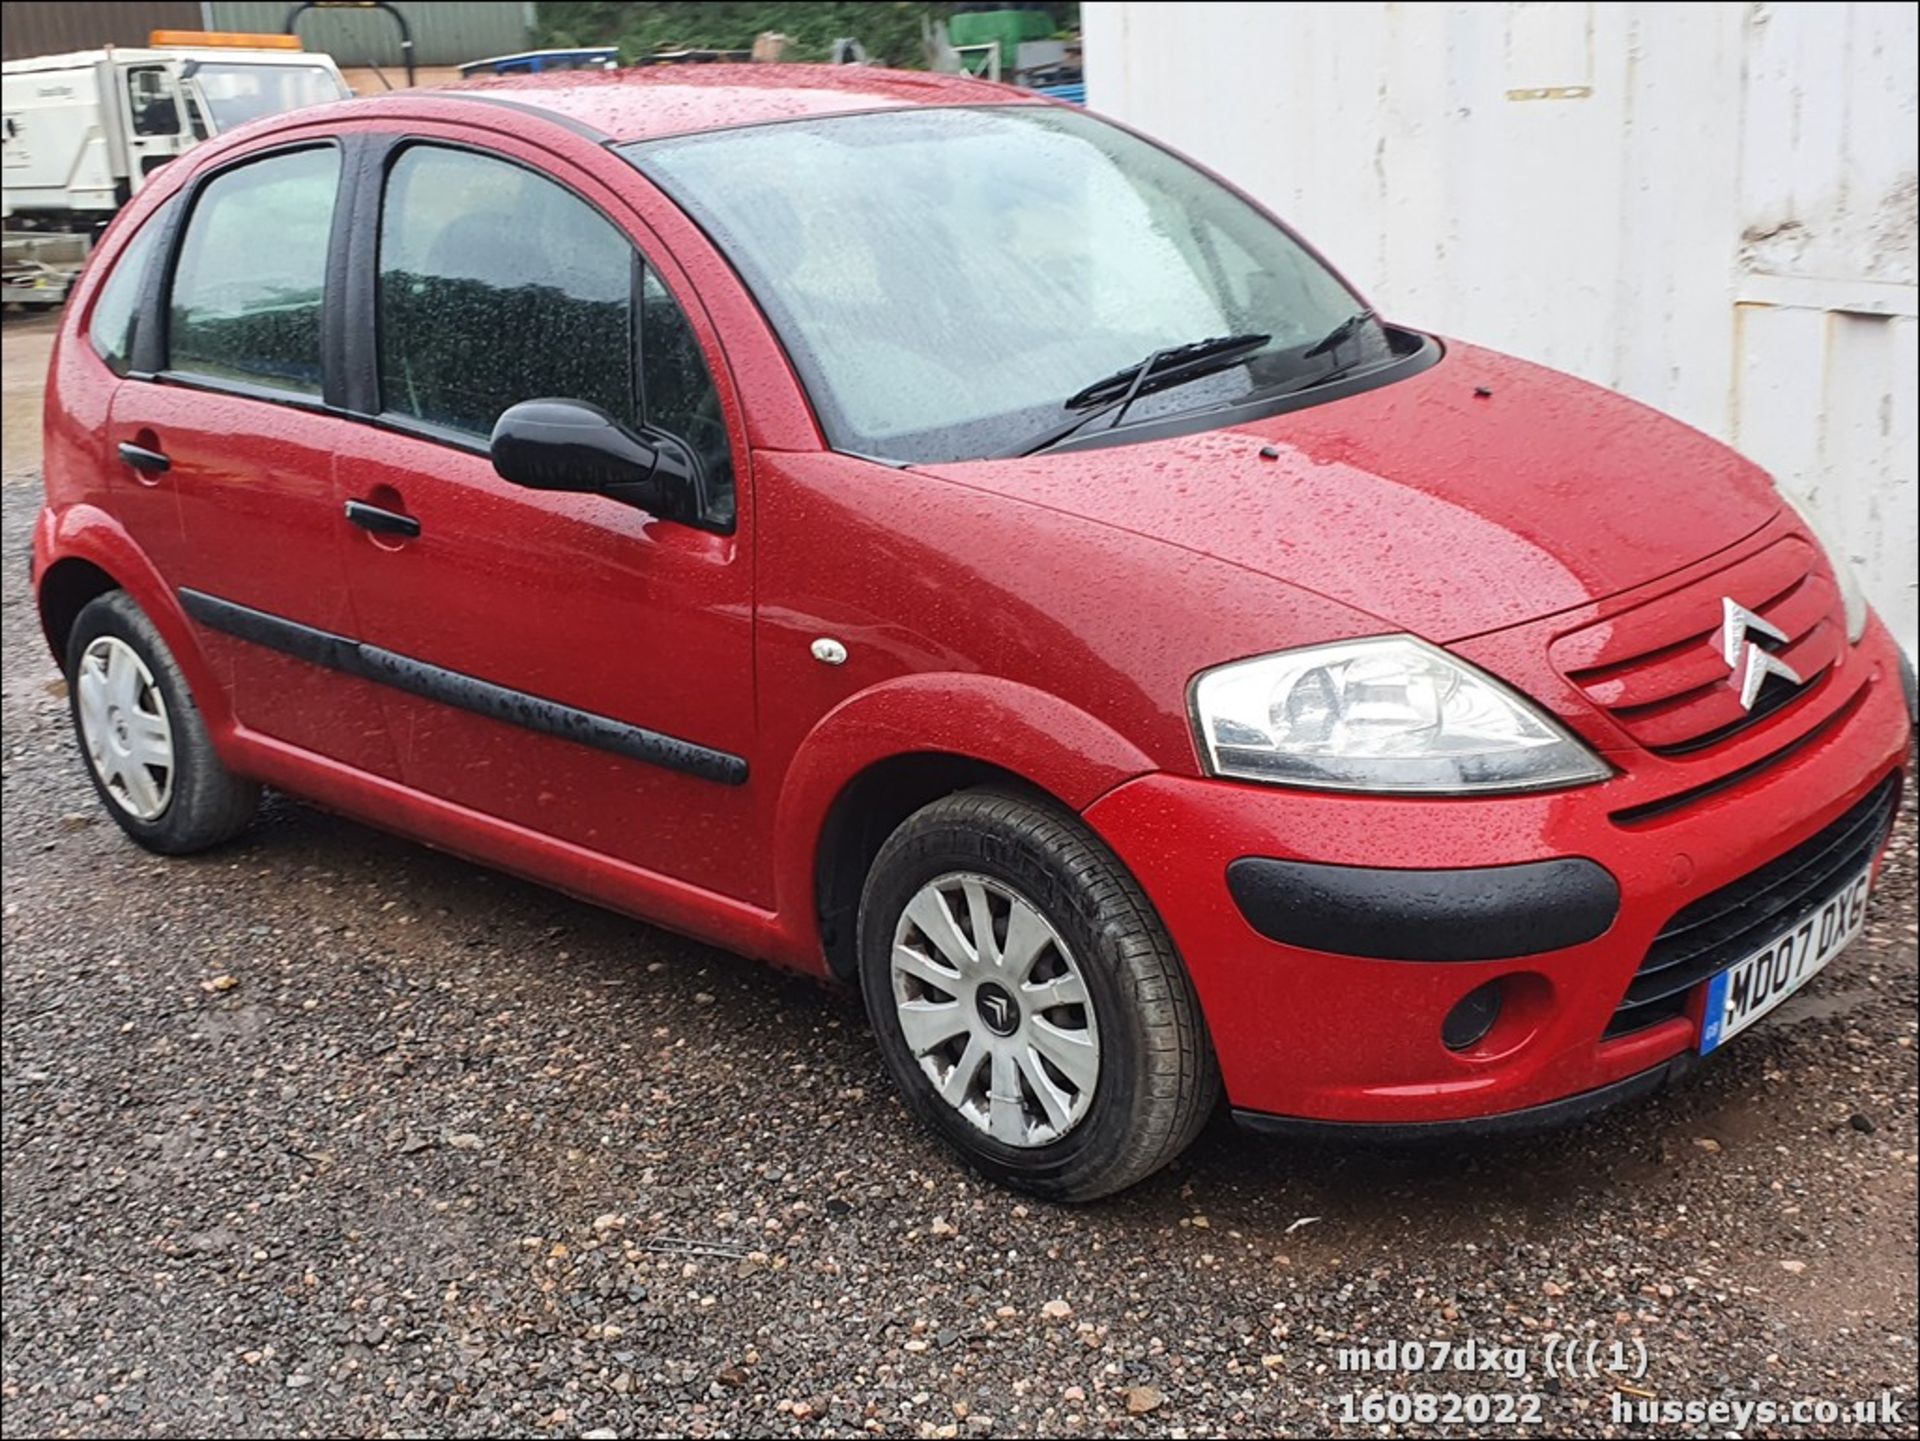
(859, 788), (1218, 1201)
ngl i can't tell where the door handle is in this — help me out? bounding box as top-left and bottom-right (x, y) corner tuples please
(344, 499), (421, 539)
(117, 441), (170, 474)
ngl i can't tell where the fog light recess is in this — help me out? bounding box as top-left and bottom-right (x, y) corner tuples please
(1442, 980), (1505, 1052)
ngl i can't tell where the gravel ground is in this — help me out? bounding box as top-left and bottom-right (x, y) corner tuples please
(3, 455), (1917, 1438)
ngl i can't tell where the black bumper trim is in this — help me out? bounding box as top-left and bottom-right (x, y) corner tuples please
(1231, 1053), (1693, 1144)
(1226, 854), (1619, 961)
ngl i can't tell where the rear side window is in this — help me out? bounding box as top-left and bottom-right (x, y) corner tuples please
(377, 146), (632, 437)
(88, 209), (167, 376)
(168, 146), (338, 395)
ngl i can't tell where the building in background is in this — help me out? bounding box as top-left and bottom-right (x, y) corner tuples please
(209, 1), (533, 90)
(1086, 1), (1918, 656)
(2, 2), (203, 58)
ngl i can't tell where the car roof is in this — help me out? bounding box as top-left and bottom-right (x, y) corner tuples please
(433, 63), (1040, 144)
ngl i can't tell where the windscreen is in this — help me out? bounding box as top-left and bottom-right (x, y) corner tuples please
(191, 63), (346, 131)
(625, 106), (1377, 462)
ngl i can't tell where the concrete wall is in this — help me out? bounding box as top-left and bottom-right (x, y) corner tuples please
(1085, 1), (1918, 655)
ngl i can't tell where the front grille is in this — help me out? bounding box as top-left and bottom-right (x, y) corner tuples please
(1605, 775), (1898, 1037)
(1554, 538), (1841, 755)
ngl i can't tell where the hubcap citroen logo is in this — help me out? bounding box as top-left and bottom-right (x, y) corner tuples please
(975, 982), (1019, 1036)
(1719, 597), (1801, 711)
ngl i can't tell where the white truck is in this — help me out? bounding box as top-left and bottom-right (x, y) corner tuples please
(3, 33), (351, 303)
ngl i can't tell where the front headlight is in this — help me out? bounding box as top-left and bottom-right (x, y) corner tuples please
(1780, 490), (1869, 643)
(1191, 636), (1610, 794)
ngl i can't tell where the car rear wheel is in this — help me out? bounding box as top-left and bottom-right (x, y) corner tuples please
(859, 788), (1218, 1201)
(65, 591), (258, 854)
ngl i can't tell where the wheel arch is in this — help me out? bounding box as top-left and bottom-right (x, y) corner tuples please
(813, 752), (1050, 982)
(770, 672), (1162, 979)
(37, 555), (121, 660)
(33, 504), (236, 737)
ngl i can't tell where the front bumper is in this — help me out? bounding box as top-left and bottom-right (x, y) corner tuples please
(1082, 623), (1912, 1127)
(1233, 1053), (1695, 1143)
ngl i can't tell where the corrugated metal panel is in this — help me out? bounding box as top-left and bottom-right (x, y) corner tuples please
(207, 1), (532, 69)
(2, 0), (204, 60)
(1730, 2), (1917, 655)
(1084, 1), (1919, 657)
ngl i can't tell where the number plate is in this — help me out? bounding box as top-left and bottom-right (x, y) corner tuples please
(1699, 865), (1872, 1054)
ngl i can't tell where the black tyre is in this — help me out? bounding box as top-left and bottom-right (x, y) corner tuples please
(859, 788), (1218, 1201)
(65, 591), (259, 854)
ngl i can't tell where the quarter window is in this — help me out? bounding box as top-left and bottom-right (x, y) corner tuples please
(88, 208), (167, 376)
(377, 145), (734, 525)
(640, 268), (734, 527)
(167, 146), (338, 395)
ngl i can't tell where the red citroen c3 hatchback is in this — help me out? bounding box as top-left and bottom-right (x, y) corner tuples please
(35, 67), (1914, 1199)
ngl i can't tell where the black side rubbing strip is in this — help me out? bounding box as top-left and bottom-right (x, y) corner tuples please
(179, 587), (361, 673)
(1227, 854), (1620, 961)
(177, 588), (747, 786)
(354, 644), (745, 783)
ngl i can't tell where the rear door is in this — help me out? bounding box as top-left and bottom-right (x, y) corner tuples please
(329, 136), (760, 901)
(114, 138), (399, 776)
(88, 203), (189, 581)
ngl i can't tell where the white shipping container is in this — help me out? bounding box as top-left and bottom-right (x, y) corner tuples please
(1085, 0), (1918, 656)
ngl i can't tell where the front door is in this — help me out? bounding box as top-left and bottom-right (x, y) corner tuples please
(114, 62), (195, 189)
(331, 140), (760, 901)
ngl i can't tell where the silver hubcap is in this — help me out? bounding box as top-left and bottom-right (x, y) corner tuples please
(76, 636), (174, 821)
(890, 872), (1101, 1148)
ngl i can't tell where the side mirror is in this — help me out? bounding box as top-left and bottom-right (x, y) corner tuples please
(489, 398), (696, 517)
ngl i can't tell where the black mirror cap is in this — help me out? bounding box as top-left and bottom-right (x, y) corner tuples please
(489, 398), (695, 516)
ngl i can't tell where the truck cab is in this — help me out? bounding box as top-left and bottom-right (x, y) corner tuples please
(2, 35), (349, 229)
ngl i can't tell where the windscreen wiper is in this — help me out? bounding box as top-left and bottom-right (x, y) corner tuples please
(1236, 309), (1383, 406)
(1016, 332), (1272, 457)
(1301, 307), (1376, 361)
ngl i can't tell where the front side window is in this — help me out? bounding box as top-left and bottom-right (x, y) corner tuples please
(89, 206), (168, 375)
(125, 66), (182, 136)
(626, 107), (1383, 464)
(378, 145), (734, 524)
(167, 146), (338, 394)
(377, 146), (632, 437)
